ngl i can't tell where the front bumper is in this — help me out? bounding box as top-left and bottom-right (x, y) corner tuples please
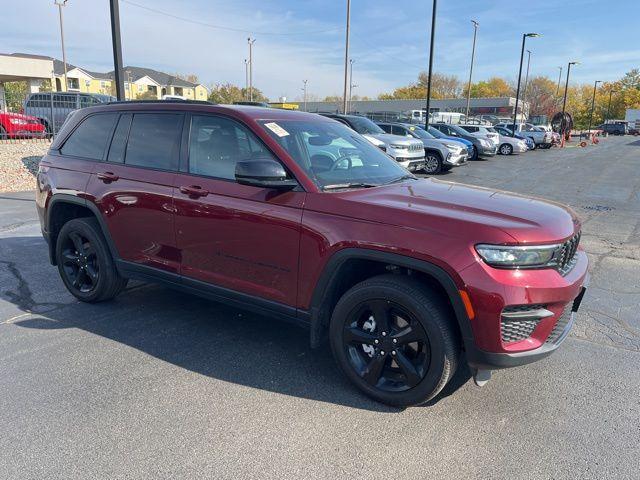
(477, 144), (497, 157)
(398, 157), (425, 172)
(445, 151), (467, 166)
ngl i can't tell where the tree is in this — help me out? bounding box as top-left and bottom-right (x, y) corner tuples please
(378, 72), (462, 100)
(137, 90), (159, 100)
(464, 77), (513, 98)
(525, 76), (558, 118)
(175, 73), (200, 84)
(208, 83), (268, 104)
(1, 81), (28, 112)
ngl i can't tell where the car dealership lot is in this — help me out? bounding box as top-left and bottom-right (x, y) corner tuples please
(1, 136), (639, 479)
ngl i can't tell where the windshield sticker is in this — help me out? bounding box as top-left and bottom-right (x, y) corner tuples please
(264, 122), (290, 137)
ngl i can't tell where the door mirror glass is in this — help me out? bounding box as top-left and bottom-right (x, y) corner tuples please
(235, 159), (298, 190)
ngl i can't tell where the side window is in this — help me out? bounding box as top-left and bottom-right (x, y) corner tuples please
(107, 114), (132, 163)
(378, 124), (392, 134)
(60, 113), (117, 160)
(188, 115), (276, 180)
(125, 113), (183, 170)
(79, 95), (100, 108)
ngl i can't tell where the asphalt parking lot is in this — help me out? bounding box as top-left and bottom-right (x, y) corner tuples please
(1, 136), (639, 479)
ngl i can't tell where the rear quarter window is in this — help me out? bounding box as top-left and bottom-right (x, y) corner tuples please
(60, 113), (117, 160)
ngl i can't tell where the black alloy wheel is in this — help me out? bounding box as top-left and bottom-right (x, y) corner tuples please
(60, 231), (99, 294)
(343, 299), (430, 392)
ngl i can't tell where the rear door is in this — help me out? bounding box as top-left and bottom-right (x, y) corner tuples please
(172, 113), (304, 307)
(86, 111), (183, 273)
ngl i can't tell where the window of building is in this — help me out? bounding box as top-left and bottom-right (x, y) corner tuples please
(67, 78), (79, 90)
(173, 87), (183, 96)
(60, 114), (117, 160)
(125, 113), (182, 170)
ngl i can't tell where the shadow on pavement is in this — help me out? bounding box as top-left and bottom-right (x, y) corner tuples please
(3, 235), (470, 412)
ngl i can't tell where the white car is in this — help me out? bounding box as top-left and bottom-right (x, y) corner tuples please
(494, 123), (553, 148)
(496, 134), (528, 155)
(459, 125), (500, 147)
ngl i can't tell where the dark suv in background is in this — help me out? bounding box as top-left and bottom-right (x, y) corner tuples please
(36, 101), (588, 406)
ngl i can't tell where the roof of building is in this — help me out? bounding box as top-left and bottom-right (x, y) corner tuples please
(106, 66), (198, 88)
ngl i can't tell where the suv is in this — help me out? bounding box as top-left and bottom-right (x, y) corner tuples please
(321, 114), (425, 172)
(36, 102), (589, 407)
(377, 122), (467, 174)
(494, 123), (553, 149)
(458, 125), (500, 147)
(431, 123), (497, 158)
(24, 92), (116, 134)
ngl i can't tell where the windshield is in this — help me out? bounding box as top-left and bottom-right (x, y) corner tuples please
(446, 124), (470, 136)
(260, 120), (412, 189)
(406, 125), (435, 139)
(346, 116), (386, 135)
(427, 126), (446, 138)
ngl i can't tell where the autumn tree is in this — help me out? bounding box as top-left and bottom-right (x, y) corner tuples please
(208, 83), (268, 104)
(524, 76), (558, 118)
(378, 72), (462, 100)
(464, 77), (514, 98)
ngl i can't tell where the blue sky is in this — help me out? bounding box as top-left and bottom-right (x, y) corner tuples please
(2, 0), (638, 100)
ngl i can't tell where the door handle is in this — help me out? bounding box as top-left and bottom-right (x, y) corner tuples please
(179, 185), (209, 197)
(97, 171), (119, 183)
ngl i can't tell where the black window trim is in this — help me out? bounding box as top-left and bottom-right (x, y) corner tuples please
(181, 111), (303, 189)
(105, 112), (133, 164)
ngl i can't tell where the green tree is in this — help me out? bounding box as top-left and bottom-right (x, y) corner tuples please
(208, 83), (268, 104)
(378, 72), (462, 100)
(2, 81), (28, 112)
(465, 77), (513, 98)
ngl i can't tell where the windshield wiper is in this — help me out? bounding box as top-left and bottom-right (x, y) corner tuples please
(323, 182), (379, 191)
(384, 174), (418, 185)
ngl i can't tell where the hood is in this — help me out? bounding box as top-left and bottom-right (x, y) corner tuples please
(313, 178), (579, 244)
(366, 133), (423, 147)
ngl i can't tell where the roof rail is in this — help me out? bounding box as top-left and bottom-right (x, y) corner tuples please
(106, 99), (215, 106)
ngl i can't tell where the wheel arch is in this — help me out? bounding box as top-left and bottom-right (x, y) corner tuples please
(307, 248), (474, 352)
(424, 147), (444, 160)
(46, 194), (120, 267)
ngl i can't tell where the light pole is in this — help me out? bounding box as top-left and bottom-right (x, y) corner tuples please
(522, 49), (532, 115)
(512, 33), (540, 133)
(247, 38), (256, 101)
(348, 59), (356, 113)
(342, 0), (351, 114)
(302, 79), (308, 112)
(606, 90), (616, 121)
(555, 66), (563, 96)
(244, 59), (249, 100)
(465, 20), (479, 119)
(424, 0), (438, 129)
(54, 0), (68, 91)
(587, 80), (602, 137)
(125, 69), (131, 100)
(561, 61), (579, 140)
(109, 0), (124, 100)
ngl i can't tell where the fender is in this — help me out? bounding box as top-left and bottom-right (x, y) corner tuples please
(423, 147), (444, 159)
(46, 194), (122, 268)
(307, 248), (475, 352)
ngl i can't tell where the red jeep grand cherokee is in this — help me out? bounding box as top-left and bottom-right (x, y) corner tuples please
(35, 101), (588, 406)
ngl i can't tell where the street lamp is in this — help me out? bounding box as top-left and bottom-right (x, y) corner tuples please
(54, 0), (68, 92)
(424, 0), (438, 129)
(555, 66), (563, 97)
(561, 61), (579, 121)
(244, 59), (249, 100)
(587, 80), (602, 137)
(464, 20), (479, 119)
(512, 33), (540, 133)
(302, 79), (308, 112)
(606, 90), (617, 122)
(348, 59), (356, 113)
(522, 49), (532, 113)
(342, 0), (351, 114)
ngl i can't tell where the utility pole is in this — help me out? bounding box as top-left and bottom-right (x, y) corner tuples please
(512, 33), (540, 133)
(522, 49), (532, 116)
(465, 20), (479, 119)
(342, 0), (351, 114)
(555, 66), (563, 96)
(244, 59), (249, 100)
(302, 79), (308, 111)
(606, 90), (616, 122)
(54, 0), (68, 92)
(348, 59), (356, 113)
(247, 38), (256, 101)
(561, 61), (579, 141)
(587, 80), (602, 136)
(424, 0), (438, 129)
(109, 0), (125, 100)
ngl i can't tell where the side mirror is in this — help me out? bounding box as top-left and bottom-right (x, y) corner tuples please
(235, 159), (298, 190)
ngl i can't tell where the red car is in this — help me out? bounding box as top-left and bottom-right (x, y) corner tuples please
(36, 102), (589, 406)
(0, 111), (46, 139)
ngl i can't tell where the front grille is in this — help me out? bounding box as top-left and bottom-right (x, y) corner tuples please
(555, 231), (581, 275)
(545, 308), (572, 344)
(409, 143), (423, 152)
(500, 304), (547, 343)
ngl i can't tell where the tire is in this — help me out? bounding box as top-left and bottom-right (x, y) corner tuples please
(423, 151), (443, 174)
(469, 146), (479, 161)
(528, 137), (537, 149)
(499, 143), (513, 155)
(329, 274), (460, 407)
(56, 217), (128, 302)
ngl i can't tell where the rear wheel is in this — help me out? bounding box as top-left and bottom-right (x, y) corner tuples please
(329, 275), (460, 407)
(423, 151), (443, 174)
(56, 217), (127, 302)
(499, 143), (513, 155)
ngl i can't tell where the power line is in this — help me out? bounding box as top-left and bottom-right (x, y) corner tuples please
(121, 0), (340, 36)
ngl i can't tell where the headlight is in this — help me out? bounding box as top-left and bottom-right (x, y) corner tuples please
(9, 118), (28, 125)
(479, 139), (490, 147)
(475, 244), (559, 268)
(389, 144), (408, 150)
(443, 143), (460, 150)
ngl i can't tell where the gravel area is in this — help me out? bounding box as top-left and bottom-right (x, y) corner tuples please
(0, 141), (49, 192)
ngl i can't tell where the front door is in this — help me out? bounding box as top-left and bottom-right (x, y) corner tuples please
(173, 114), (304, 307)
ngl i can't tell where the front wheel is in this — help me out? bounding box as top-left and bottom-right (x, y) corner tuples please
(423, 151), (443, 174)
(528, 137), (537, 149)
(329, 275), (460, 407)
(499, 143), (513, 155)
(56, 217), (128, 302)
